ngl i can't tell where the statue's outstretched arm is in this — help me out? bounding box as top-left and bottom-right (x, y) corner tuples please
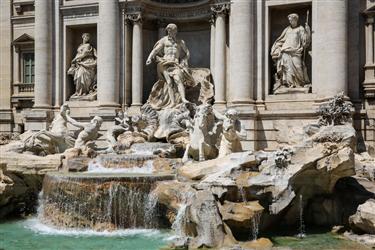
(66, 112), (85, 129)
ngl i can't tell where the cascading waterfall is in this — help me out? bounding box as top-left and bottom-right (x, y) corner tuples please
(171, 204), (188, 238)
(144, 192), (159, 228)
(239, 186), (247, 202)
(297, 194), (306, 239)
(239, 187), (262, 241)
(251, 213), (261, 241)
(39, 173), (174, 230)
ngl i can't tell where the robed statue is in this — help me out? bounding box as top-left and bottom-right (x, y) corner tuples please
(271, 13), (311, 94)
(68, 33), (97, 100)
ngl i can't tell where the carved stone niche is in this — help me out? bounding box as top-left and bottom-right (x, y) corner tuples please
(269, 4), (312, 95)
(65, 25), (97, 102)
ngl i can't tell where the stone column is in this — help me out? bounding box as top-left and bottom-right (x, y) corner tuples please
(366, 18), (374, 65)
(229, 0), (254, 106)
(312, 0), (348, 97)
(211, 3), (229, 106)
(256, 0), (265, 107)
(34, 0), (52, 108)
(0, 0), (12, 132)
(128, 13), (143, 108)
(210, 16), (215, 74)
(54, 0), (62, 107)
(364, 17), (375, 98)
(124, 18), (132, 107)
(97, 0), (120, 107)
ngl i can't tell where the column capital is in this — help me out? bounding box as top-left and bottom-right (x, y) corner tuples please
(366, 17), (374, 25)
(126, 12), (142, 24)
(211, 2), (230, 17)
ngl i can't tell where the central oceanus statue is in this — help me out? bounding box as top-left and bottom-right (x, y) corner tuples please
(145, 23), (214, 111)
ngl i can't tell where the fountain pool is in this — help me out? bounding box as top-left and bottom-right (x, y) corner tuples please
(0, 218), (171, 250)
(0, 218), (369, 250)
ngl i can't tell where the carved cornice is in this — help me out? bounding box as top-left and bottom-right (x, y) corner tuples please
(366, 17), (374, 25)
(123, 0), (212, 22)
(61, 4), (98, 20)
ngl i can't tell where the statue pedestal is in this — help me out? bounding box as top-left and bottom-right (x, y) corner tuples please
(274, 85), (311, 95)
(69, 92), (97, 102)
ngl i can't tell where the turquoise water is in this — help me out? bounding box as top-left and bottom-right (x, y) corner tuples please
(0, 218), (172, 250)
(270, 231), (369, 249)
(0, 219), (368, 250)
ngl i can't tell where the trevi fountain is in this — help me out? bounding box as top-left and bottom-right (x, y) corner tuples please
(1, 0), (375, 249)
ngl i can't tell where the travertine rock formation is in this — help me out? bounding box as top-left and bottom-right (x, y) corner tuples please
(153, 107), (359, 248)
(0, 152), (62, 219)
(349, 199), (375, 234)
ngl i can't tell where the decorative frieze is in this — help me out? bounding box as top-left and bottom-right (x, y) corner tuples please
(61, 4), (98, 20)
(124, 1), (211, 21)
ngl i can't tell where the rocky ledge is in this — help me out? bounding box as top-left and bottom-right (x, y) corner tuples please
(0, 146), (62, 219)
(151, 123), (375, 249)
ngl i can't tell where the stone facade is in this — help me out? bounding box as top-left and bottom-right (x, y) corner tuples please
(0, 0), (374, 151)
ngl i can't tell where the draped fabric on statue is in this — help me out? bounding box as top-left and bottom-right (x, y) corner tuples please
(270, 26), (310, 90)
(144, 64), (214, 110)
(68, 44), (97, 96)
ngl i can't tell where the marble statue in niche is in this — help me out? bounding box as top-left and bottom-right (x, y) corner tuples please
(145, 23), (214, 111)
(271, 13), (311, 94)
(67, 33), (97, 101)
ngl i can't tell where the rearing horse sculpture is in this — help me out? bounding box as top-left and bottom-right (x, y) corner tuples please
(182, 104), (220, 162)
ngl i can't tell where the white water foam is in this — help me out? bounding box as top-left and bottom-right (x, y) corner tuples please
(23, 218), (166, 238)
(87, 160), (154, 174)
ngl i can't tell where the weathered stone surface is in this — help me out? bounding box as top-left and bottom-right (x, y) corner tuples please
(309, 124), (356, 147)
(179, 152), (256, 181)
(152, 180), (197, 212)
(219, 200), (264, 235)
(0, 147), (63, 219)
(240, 123), (356, 228)
(116, 131), (147, 150)
(316, 147), (355, 192)
(0, 151), (62, 174)
(0, 165), (43, 219)
(187, 190), (226, 248)
(274, 120), (309, 146)
(344, 231), (375, 248)
(355, 152), (375, 181)
(240, 238), (273, 250)
(62, 156), (90, 172)
(349, 199), (375, 234)
(248, 145), (354, 216)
